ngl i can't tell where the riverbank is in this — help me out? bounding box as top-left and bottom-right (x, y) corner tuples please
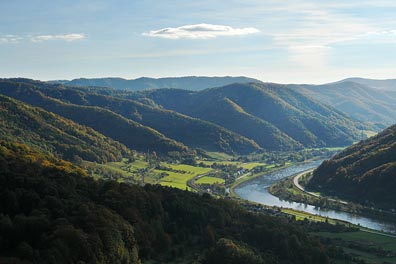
(234, 160), (396, 234)
(229, 162), (294, 198)
(228, 158), (328, 198)
(269, 169), (396, 225)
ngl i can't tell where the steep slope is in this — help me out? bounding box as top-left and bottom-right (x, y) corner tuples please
(0, 95), (130, 163)
(177, 94), (302, 150)
(308, 125), (396, 210)
(21, 83), (261, 154)
(133, 83), (365, 149)
(0, 80), (187, 154)
(0, 79), (261, 154)
(50, 76), (262, 91)
(0, 141), (330, 264)
(290, 81), (396, 127)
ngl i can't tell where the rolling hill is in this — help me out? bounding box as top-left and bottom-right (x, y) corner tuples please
(21, 82), (261, 154)
(130, 83), (366, 149)
(0, 80), (188, 155)
(289, 81), (396, 128)
(0, 79), (369, 153)
(308, 124), (396, 210)
(60, 76), (396, 128)
(0, 79), (260, 154)
(49, 76), (262, 91)
(0, 95), (130, 163)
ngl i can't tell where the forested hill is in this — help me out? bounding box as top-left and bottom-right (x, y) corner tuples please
(0, 79), (261, 155)
(8, 79), (261, 154)
(308, 125), (396, 210)
(0, 95), (130, 163)
(0, 79), (368, 153)
(0, 80), (190, 155)
(129, 83), (366, 149)
(0, 141), (330, 263)
(289, 81), (396, 128)
(49, 76), (262, 91)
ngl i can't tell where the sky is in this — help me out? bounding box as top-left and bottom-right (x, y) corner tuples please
(1, 0), (396, 84)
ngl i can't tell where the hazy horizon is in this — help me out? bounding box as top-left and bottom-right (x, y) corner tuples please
(2, 1), (396, 83)
(3, 75), (396, 86)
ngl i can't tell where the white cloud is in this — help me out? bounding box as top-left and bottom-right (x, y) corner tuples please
(31, 33), (86, 43)
(258, 2), (374, 70)
(0, 35), (22, 44)
(143, 23), (260, 39)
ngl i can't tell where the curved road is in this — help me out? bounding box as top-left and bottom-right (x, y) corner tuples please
(293, 169), (348, 205)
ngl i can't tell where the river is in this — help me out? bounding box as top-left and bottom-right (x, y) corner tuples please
(235, 160), (396, 234)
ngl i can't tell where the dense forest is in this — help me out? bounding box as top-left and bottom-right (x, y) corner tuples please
(0, 79), (367, 154)
(0, 141), (333, 263)
(22, 81), (261, 154)
(0, 79), (260, 155)
(0, 80), (190, 155)
(127, 83), (366, 148)
(0, 95), (130, 163)
(308, 124), (396, 210)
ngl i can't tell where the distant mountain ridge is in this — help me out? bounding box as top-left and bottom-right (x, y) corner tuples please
(49, 76), (262, 91)
(336, 77), (396, 91)
(289, 81), (396, 128)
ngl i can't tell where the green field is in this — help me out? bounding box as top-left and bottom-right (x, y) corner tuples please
(165, 164), (212, 174)
(128, 159), (149, 170)
(239, 162), (267, 170)
(196, 176), (225, 184)
(159, 171), (195, 190)
(90, 155), (294, 194)
(314, 231), (396, 263)
(87, 158), (214, 189)
(205, 151), (234, 160)
(200, 160), (268, 170)
(158, 165), (212, 190)
(281, 208), (340, 224)
(199, 160), (240, 166)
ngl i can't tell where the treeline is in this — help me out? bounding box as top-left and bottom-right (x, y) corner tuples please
(0, 141), (332, 263)
(308, 125), (396, 210)
(0, 95), (130, 163)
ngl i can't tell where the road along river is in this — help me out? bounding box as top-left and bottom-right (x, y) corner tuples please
(234, 160), (396, 234)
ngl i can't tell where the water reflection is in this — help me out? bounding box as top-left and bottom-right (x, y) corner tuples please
(235, 160), (396, 233)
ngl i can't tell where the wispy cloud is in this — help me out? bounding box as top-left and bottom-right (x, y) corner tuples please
(0, 35), (22, 44)
(31, 33), (86, 43)
(1, 33), (86, 44)
(143, 23), (260, 39)
(259, 2), (374, 69)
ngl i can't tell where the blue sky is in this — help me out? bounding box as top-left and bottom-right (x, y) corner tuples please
(1, 0), (396, 83)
